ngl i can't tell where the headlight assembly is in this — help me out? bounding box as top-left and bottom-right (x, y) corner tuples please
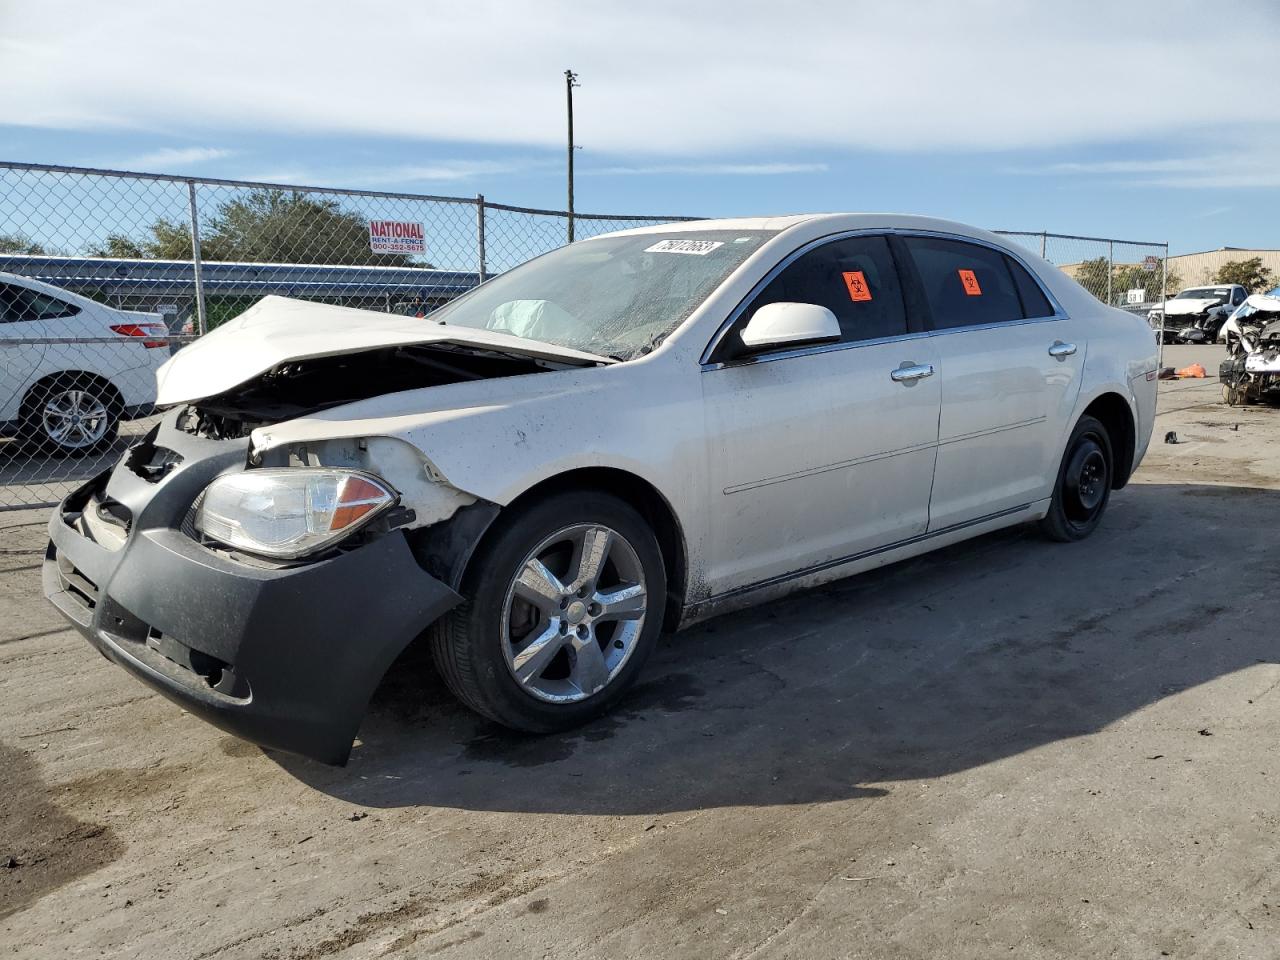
(194, 469), (397, 559)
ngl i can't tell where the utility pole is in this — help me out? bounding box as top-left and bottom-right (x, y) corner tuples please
(565, 68), (579, 243)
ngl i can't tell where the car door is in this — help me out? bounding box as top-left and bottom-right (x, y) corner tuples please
(700, 233), (941, 595)
(895, 234), (1083, 530)
(0, 281), (49, 425)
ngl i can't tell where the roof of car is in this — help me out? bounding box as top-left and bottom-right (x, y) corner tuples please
(600, 213), (1008, 240)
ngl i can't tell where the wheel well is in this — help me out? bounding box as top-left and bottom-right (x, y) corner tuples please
(20, 371), (125, 419)
(495, 468), (688, 630)
(1082, 393), (1136, 489)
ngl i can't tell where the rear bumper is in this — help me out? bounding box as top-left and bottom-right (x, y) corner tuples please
(43, 413), (461, 764)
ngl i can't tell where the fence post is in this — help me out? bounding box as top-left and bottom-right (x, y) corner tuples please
(476, 194), (487, 284)
(1107, 240), (1114, 306)
(187, 180), (208, 336)
(1159, 245), (1168, 370)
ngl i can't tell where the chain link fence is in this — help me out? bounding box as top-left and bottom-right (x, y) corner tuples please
(0, 161), (1166, 509)
(997, 230), (1171, 313)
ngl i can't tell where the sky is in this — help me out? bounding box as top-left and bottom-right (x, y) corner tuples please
(2, 0), (1279, 254)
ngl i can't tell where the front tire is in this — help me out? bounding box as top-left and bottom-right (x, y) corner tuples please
(430, 491), (666, 732)
(1040, 415), (1113, 543)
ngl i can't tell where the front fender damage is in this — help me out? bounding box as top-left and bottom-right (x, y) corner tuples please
(253, 434), (483, 530)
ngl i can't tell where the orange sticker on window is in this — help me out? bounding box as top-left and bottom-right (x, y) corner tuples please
(842, 270), (872, 302)
(958, 269), (982, 296)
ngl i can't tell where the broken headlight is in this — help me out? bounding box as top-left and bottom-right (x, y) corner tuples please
(194, 469), (397, 559)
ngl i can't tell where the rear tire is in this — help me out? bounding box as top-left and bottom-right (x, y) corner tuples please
(19, 376), (121, 458)
(430, 490), (666, 732)
(1040, 415), (1113, 543)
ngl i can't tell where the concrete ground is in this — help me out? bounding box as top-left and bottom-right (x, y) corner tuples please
(1, 344), (1276, 959)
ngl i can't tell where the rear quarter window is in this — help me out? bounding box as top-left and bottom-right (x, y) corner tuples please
(1006, 256), (1055, 318)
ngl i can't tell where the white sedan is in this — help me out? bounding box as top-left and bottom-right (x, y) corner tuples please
(45, 215), (1158, 763)
(1, 271), (168, 455)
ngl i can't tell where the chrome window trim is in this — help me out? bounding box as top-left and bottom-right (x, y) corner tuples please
(699, 227), (1070, 371)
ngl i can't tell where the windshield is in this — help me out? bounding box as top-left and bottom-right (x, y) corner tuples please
(425, 230), (776, 359)
(1176, 287), (1231, 301)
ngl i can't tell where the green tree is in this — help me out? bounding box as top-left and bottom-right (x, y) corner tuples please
(1073, 256), (1181, 304)
(91, 190), (419, 265)
(91, 234), (148, 258)
(0, 232), (46, 255)
(146, 218), (198, 259)
(202, 190), (411, 266)
(1214, 257), (1274, 293)
(1114, 261), (1181, 303)
(1072, 257), (1111, 301)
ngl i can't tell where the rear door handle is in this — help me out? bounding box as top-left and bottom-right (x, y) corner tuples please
(1048, 341), (1077, 359)
(890, 362), (935, 384)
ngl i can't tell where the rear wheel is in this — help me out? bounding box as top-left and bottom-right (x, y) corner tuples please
(1040, 415), (1113, 543)
(430, 491), (666, 732)
(20, 376), (120, 457)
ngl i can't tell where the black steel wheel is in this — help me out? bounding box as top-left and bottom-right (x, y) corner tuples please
(1040, 415), (1113, 543)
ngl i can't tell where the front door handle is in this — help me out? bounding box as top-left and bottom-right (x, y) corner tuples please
(1048, 341), (1077, 359)
(890, 362), (935, 384)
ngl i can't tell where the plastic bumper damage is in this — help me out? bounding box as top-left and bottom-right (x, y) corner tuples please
(43, 413), (461, 765)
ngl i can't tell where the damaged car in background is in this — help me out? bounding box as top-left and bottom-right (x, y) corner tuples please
(1220, 293), (1280, 406)
(1149, 283), (1246, 344)
(44, 215), (1158, 763)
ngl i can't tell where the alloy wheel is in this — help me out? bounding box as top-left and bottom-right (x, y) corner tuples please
(41, 387), (110, 450)
(500, 523), (648, 703)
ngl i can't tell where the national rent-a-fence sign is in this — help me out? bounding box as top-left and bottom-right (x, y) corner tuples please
(368, 220), (426, 255)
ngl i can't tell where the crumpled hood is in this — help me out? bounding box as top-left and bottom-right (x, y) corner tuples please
(1163, 298), (1223, 317)
(154, 295), (611, 406)
(1242, 293), (1280, 313)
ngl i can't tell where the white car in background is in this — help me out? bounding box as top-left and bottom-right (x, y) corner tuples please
(46, 214), (1159, 763)
(1148, 283), (1247, 344)
(0, 272), (168, 455)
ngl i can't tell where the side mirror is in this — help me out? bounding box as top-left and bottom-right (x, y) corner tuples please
(739, 302), (841, 352)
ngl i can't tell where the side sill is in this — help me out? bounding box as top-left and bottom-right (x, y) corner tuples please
(676, 500), (1050, 629)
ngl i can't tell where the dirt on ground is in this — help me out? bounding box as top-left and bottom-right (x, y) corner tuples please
(1, 344), (1276, 959)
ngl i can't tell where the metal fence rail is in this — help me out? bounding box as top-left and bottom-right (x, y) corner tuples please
(0, 161), (1166, 509)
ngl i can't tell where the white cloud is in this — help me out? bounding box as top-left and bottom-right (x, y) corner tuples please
(1011, 140), (1280, 189)
(585, 162), (828, 176)
(2, 0), (1278, 159)
(349, 160), (541, 185)
(117, 146), (235, 169)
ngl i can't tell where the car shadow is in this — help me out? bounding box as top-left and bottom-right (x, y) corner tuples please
(276, 481), (1277, 814)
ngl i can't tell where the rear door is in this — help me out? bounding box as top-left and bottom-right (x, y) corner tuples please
(895, 234), (1083, 530)
(0, 282), (49, 424)
(700, 233), (941, 594)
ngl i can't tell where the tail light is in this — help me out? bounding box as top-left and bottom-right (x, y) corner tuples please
(110, 323), (169, 349)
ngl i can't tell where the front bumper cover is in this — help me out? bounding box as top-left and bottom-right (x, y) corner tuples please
(43, 411), (461, 764)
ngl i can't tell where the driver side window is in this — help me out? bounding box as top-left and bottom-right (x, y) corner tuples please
(744, 235), (908, 345)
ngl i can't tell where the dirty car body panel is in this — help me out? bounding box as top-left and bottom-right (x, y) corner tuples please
(45, 214), (1158, 762)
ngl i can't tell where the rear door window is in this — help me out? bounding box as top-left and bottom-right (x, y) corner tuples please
(901, 236), (1025, 330)
(745, 234), (907, 345)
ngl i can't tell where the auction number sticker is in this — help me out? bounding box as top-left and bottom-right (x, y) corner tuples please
(957, 268), (982, 296)
(645, 239), (725, 255)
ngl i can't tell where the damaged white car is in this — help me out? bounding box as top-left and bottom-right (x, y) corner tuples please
(44, 215), (1158, 763)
